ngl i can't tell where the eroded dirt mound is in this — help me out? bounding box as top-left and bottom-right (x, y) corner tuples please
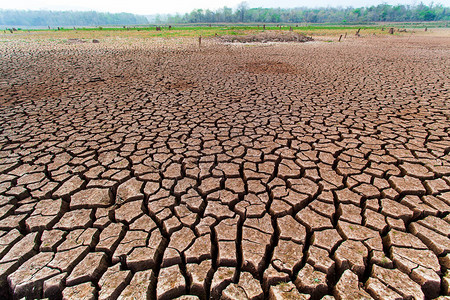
(218, 30), (313, 43)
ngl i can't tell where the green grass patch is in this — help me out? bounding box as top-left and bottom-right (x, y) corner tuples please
(4, 21), (444, 41)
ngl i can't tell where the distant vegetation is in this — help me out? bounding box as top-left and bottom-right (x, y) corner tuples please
(1, 3), (448, 27)
(0, 10), (148, 26)
(164, 3), (449, 24)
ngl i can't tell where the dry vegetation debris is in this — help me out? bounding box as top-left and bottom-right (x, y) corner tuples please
(217, 31), (314, 43)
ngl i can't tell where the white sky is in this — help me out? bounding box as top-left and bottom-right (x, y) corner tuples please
(1, 0), (448, 15)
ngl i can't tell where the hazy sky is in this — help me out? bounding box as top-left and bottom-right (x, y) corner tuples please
(2, 0), (447, 15)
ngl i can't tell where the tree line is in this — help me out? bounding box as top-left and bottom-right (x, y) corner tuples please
(165, 3), (449, 24)
(1, 4), (447, 27)
(0, 10), (148, 26)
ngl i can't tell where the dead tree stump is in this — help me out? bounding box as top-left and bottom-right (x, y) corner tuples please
(339, 35), (343, 42)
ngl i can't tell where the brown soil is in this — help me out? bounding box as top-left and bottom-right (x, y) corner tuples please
(0, 33), (449, 299)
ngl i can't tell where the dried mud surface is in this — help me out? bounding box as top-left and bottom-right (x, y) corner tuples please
(0, 34), (449, 299)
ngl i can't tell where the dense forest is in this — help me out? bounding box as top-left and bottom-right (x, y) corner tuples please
(165, 3), (449, 24)
(1, 3), (448, 27)
(0, 10), (148, 26)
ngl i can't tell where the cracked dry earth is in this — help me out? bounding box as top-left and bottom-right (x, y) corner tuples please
(0, 34), (449, 300)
